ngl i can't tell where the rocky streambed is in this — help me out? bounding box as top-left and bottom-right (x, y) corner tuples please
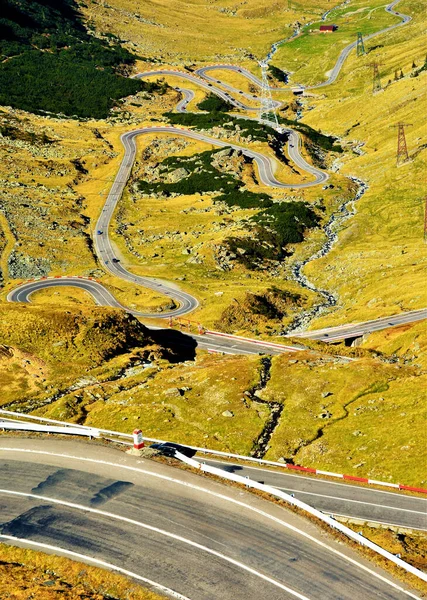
(285, 177), (368, 333)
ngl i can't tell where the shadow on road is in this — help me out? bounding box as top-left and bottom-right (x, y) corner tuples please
(218, 464), (243, 473)
(150, 328), (198, 363)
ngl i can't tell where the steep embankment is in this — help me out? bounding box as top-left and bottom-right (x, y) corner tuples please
(0, 304), (168, 411)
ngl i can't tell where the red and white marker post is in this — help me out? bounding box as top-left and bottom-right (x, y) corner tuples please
(133, 429), (144, 450)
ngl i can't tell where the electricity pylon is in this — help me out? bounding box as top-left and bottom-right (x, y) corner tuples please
(259, 61), (281, 131)
(356, 32), (366, 56)
(370, 61), (382, 93)
(391, 123), (412, 165)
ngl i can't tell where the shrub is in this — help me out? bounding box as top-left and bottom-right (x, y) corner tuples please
(197, 93), (234, 112)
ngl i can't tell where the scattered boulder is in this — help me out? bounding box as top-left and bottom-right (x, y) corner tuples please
(222, 410), (234, 417)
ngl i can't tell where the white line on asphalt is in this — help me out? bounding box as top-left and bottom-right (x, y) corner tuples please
(206, 460), (427, 501)
(0, 489), (312, 600)
(273, 487), (427, 517)
(0, 447), (420, 598)
(0, 534), (191, 600)
(327, 514), (427, 533)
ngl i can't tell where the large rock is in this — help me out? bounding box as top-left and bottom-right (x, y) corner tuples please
(167, 167), (189, 183)
(8, 250), (51, 279)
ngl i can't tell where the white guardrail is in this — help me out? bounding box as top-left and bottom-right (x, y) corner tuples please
(1, 409), (426, 494)
(174, 451), (427, 583)
(1, 409), (426, 582)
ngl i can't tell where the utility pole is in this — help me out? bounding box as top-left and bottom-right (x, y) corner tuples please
(370, 62), (382, 93)
(259, 61), (281, 131)
(391, 123), (412, 166)
(356, 32), (366, 56)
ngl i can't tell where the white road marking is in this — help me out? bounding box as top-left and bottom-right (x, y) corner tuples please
(0, 534), (191, 600)
(273, 487), (427, 517)
(328, 514), (427, 533)
(0, 447), (420, 598)
(0, 488), (312, 600)
(206, 460), (426, 501)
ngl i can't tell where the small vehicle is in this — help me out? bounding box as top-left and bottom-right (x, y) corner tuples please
(150, 442), (197, 459)
(112, 258), (120, 263)
(97, 230), (103, 234)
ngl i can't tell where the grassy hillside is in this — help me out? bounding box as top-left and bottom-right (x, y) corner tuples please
(0, 543), (164, 600)
(263, 322), (426, 485)
(272, 0), (402, 86)
(0, 303), (167, 408)
(3, 316), (423, 486)
(293, 0), (427, 327)
(79, 0), (332, 63)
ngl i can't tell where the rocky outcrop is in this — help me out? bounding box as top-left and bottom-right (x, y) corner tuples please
(8, 250), (51, 279)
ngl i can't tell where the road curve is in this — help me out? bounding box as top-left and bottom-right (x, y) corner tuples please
(206, 459), (427, 531)
(135, 69), (282, 111)
(6, 0), (419, 332)
(0, 438), (421, 599)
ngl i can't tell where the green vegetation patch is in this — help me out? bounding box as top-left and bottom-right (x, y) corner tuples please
(227, 201), (320, 268)
(136, 148), (320, 270)
(165, 111), (272, 142)
(137, 147), (272, 209)
(197, 93), (235, 112)
(215, 287), (305, 333)
(137, 148), (243, 196)
(0, 0), (155, 118)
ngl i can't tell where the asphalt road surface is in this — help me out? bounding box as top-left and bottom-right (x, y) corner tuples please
(205, 460), (427, 531)
(0, 438), (420, 599)
(291, 309), (427, 341)
(6, 277), (299, 355)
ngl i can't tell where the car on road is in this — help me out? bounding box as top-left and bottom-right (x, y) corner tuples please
(97, 230), (103, 234)
(150, 442), (197, 458)
(112, 258), (120, 263)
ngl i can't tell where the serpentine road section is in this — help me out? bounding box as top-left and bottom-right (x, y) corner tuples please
(0, 438), (421, 599)
(8, 125), (327, 324)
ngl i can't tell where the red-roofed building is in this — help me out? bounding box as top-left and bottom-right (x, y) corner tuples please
(319, 24), (338, 33)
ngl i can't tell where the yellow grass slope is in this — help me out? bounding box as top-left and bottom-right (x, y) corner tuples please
(0, 543), (163, 600)
(295, 0), (427, 327)
(82, 0), (331, 63)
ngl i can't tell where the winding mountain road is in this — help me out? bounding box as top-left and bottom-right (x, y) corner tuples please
(7, 0), (424, 343)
